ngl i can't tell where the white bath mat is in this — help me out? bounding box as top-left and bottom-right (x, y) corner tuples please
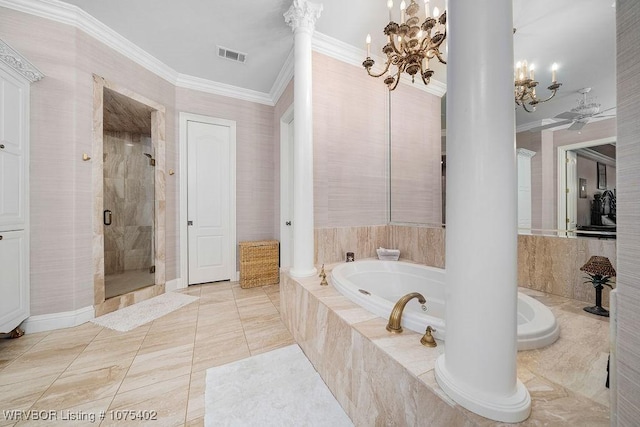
(205, 344), (353, 427)
(90, 292), (198, 332)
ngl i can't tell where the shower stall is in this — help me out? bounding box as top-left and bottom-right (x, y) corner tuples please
(103, 131), (155, 298)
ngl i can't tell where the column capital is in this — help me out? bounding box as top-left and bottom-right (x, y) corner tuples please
(284, 0), (323, 33)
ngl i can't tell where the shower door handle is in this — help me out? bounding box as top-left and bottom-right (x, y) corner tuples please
(103, 210), (112, 226)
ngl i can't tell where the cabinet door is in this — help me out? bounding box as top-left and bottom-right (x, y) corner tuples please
(0, 230), (29, 333)
(0, 67), (27, 229)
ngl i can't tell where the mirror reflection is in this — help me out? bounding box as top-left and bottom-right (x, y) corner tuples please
(389, 1), (616, 239)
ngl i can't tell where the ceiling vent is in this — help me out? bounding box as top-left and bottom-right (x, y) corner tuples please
(217, 46), (247, 64)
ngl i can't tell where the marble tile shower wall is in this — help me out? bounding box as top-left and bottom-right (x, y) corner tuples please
(103, 131), (154, 275)
(316, 224), (616, 305)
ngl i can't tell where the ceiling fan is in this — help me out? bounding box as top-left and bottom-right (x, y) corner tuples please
(528, 87), (615, 132)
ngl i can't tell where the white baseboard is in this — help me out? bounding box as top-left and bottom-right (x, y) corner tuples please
(165, 278), (185, 292)
(22, 305), (95, 334)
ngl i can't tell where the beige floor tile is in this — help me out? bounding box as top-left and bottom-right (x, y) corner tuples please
(176, 285), (203, 297)
(118, 343), (194, 393)
(184, 416), (204, 427)
(195, 301), (241, 330)
(0, 374), (60, 426)
(104, 374), (190, 427)
(0, 333), (49, 370)
(191, 330), (250, 373)
(185, 370), (206, 422)
(231, 283), (268, 300)
(65, 333), (144, 374)
(137, 326), (196, 355)
(235, 295), (279, 323)
(242, 313), (295, 355)
(30, 363), (129, 412)
(0, 343), (90, 387)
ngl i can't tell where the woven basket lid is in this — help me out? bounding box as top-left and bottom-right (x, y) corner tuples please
(580, 256), (616, 277)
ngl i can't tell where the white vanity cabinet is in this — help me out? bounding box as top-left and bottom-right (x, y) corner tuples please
(0, 42), (41, 334)
(0, 230), (28, 332)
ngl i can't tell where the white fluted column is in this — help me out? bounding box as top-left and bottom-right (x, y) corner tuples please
(434, 0), (531, 423)
(284, 0), (322, 278)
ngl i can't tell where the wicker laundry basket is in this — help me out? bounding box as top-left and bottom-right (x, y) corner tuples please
(239, 240), (280, 288)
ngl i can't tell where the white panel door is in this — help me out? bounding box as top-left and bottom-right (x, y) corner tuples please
(0, 230), (28, 333)
(187, 120), (232, 284)
(0, 69), (26, 229)
(280, 115), (294, 269)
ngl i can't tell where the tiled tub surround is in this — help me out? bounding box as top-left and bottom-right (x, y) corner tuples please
(281, 269), (611, 425)
(316, 224), (616, 305)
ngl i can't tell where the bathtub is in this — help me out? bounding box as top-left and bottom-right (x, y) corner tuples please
(331, 260), (559, 350)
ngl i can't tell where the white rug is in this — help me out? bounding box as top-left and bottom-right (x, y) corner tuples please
(90, 292), (198, 332)
(205, 344), (353, 427)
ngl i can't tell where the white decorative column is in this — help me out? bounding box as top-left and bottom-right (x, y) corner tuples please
(434, 0), (531, 423)
(517, 148), (536, 232)
(284, 0), (322, 278)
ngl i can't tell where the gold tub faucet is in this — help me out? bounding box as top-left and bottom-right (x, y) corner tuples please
(386, 292), (426, 333)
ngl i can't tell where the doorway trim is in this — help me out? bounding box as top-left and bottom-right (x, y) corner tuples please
(279, 104), (294, 270)
(179, 112), (237, 287)
(556, 136), (616, 235)
(92, 75), (166, 317)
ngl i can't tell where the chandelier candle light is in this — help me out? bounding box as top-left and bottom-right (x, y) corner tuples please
(514, 60), (562, 112)
(363, 0), (447, 90)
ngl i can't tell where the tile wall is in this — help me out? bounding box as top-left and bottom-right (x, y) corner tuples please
(315, 224), (616, 305)
(103, 131), (155, 275)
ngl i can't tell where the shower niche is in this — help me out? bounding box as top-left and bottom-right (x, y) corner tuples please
(93, 76), (166, 316)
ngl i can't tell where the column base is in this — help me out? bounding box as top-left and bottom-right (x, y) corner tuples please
(435, 355), (531, 423)
(289, 267), (318, 278)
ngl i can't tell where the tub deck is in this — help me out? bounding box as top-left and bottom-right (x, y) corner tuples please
(281, 264), (610, 426)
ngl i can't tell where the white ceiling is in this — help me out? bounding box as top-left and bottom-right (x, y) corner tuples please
(59, 0), (617, 128)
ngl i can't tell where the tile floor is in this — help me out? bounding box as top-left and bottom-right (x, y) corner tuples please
(0, 282), (293, 427)
(0, 281), (612, 426)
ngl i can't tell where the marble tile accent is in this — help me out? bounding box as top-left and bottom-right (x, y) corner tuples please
(314, 225), (389, 264)
(389, 224), (446, 268)
(281, 271), (612, 426)
(518, 234), (616, 305)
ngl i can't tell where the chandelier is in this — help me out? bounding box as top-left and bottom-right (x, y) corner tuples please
(363, 0), (447, 91)
(514, 60), (562, 112)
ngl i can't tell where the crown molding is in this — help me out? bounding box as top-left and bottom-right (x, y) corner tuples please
(175, 74), (274, 106)
(312, 31), (447, 98)
(0, 37), (44, 82)
(0, 0), (179, 84)
(2, 0), (446, 105)
(270, 48), (294, 105)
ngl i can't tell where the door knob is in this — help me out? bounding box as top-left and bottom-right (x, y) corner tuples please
(285, 221), (292, 226)
(188, 220), (193, 226)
